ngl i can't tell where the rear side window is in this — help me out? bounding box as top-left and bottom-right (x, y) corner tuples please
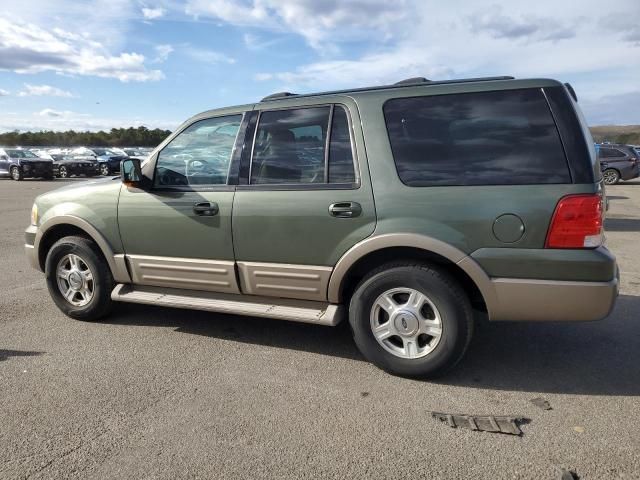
(250, 105), (356, 185)
(384, 89), (571, 186)
(599, 148), (625, 158)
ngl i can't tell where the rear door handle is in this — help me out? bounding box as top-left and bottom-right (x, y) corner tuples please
(193, 201), (219, 216)
(329, 202), (362, 218)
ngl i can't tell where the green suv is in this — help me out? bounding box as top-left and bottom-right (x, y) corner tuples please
(25, 76), (619, 377)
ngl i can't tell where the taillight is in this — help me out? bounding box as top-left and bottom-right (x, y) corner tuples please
(545, 194), (604, 249)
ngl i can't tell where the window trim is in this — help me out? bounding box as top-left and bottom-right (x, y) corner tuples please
(150, 112), (245, 192)
(242, 103), (360, 191)
(382, 88), (572, 188)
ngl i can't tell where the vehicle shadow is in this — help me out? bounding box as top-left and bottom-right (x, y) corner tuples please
(0, 349), (45, 361)
(443, 294), (640, 396)
(107, 294), (640, 396)
(605, 216), (640, 232)
(109, 302), (363, 361)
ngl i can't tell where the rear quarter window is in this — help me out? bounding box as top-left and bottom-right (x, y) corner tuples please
(383, 89), (571, 186)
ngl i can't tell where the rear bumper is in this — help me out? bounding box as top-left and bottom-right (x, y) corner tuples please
(488, 268), (619, 322)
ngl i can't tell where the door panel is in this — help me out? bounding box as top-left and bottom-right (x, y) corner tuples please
(232, 189), (375, 266)
(117, 112), (244, 293)
(232, 99), (375, 301)
(118, 189), (238, 291)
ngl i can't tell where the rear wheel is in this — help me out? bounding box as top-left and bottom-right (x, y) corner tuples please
(45, 236), (113, 321)
(349, 263), (474, 378)
(603, 168), (620, 185)
(10, 166), (23, 181)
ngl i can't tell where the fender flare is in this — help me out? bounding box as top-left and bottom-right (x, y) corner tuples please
(35, 215), (131, 283)
(327, 233), (497, 315)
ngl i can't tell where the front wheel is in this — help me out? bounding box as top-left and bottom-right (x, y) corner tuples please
(602, 168), (621, 185)
(45, 236), (114, 321)
(349, 263), (474, 378)
(58, 166), (69, 178)
(99, 163), (110, 176)
(10, 166), (23, 181)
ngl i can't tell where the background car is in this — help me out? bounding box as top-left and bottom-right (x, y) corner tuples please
(597, 144), (640, 185)
(89, 148), (127, 176)
(0, 147), (54, 181)
(52, 154), (101, 178)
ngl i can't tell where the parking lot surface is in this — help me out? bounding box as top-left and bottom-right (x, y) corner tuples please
(1, 178), (639, 479)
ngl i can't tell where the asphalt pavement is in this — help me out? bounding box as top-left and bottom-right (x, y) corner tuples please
(1, 177), (638, 479)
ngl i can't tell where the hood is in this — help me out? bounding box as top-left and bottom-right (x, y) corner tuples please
(48, 175), (120, 194)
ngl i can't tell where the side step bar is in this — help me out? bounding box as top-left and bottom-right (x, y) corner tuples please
(111, 284), (343, 326)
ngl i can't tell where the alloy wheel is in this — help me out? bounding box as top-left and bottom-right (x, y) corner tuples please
(56, 254), (95, 307)
(370, 287), (443, 359)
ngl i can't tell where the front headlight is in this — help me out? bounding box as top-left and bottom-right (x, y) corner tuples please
(30, 203), (38, 226)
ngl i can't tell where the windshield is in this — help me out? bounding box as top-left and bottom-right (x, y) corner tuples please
(7, 149), (38, 158)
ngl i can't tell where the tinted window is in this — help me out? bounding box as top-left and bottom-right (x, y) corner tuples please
(602, 148), (626, 158)
(384, 89), (570, 186)
(251, 107), (329, 185)
(155, 115), (241, 187)
(328, 106), (356, 183)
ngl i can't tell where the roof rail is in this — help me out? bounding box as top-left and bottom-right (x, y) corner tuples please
(258, 76), (516, 103)
(394, 77), (431, 85)
(261, 91), (297, 102)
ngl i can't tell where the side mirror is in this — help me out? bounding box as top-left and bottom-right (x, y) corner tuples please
(121, 158), (143, 187)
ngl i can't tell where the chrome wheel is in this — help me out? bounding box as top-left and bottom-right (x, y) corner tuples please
(59, 166), (68, 178)
(602, 169), (619, 185)
(370, 287), (443, 359)
(56, 254), (94, 307)
(11, 167), (21, 180)
(99, 163), (110, 176)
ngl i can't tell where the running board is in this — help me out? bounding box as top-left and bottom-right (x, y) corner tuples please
(111, 284), (343, 326)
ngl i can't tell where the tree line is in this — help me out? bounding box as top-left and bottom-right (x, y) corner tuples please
(0, 126), (172, 147)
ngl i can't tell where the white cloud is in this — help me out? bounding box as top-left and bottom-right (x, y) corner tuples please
(0, 88), (9, 96)
(249, 0), (640, 125)
(154, 44), (174, 63)
(37, 108), (73, 118)
(256, 48), (453, 88)
(142, 7), (166, 20)
(187, 48), (235, 64)
(18, 84), (74, 98)
(185, 0), (409, 48)
(0, 109), (178, 132)
(468, 5), (576, 42)
(242, 33), (282, 51)
(0, 16), (163, 82)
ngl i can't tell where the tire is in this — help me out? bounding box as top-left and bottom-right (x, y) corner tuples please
(99, 163), (110, 176)
(602, 168), (620, 185)
(349, 262), (474, 378)
(10, 166), (23, 181)
(59, 166), (69, 178)
(44, 236), (114, 321)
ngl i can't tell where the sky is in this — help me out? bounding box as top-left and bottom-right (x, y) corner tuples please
(0, 0), (638, 132)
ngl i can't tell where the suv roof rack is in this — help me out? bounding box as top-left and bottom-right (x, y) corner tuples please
(394, 77), (431, 85)
(260, 91), (297, 102)
(259, 76), (516, 102)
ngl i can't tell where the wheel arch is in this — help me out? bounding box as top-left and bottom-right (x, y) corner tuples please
(328, 234), (497, 315)
(35, 216), (130, 282)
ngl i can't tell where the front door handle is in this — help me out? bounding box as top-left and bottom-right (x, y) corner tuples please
(193, 201), (219, 216)
(329, 202), (362, 218)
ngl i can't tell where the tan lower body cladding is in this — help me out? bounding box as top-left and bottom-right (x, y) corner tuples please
(126, 255), (240, 294)
(125, 255), (332, 302)
(237, 262), (332, 302)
